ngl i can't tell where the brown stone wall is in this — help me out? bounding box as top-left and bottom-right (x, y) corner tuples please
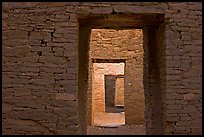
(2, 2), (202, 135)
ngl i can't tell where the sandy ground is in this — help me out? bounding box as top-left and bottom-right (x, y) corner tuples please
(93, 112), (125, 127)
(87, 125), (146, 135)
(87, 110), (145, 135)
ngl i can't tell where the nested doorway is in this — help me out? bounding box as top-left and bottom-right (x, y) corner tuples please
(78, 14), (165, 135)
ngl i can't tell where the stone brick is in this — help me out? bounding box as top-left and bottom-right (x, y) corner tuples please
(41, 67), (66, 73)
(54, 106), (77, 114)
(78, 6), (91, 14)
(46, 2), (65, 7)
(188, 3), (202, 11)
(39, 56), (68, 64)
(29, 78), (54, 86)
(3, 77), (29, 85)
(30, 32), (42, 40)
(176, 121), (191, 126)
(16, 99), (45, 109)
(166, 116), (179, 122)
(55, 93), (76, 101)
(21, 67), (39, 73)
(3, 39), (25, 47)
(4, 30), (28, 39)
(183, 93), (196, 101)
(13, 88), (32, 96)
(65, 5), (78, 13)
(166, 104), (182, 110)
(2, 103), (13, 113)
(91, 6), (113, 14)
(166, 93), (183, 100)
(113, 5), (164, 14)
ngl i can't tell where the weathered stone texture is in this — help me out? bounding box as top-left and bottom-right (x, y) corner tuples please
(2, 2), (202, 135)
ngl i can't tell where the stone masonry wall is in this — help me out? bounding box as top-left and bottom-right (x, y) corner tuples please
(89, 29), (143, 59)
(2, 2), (202, 135)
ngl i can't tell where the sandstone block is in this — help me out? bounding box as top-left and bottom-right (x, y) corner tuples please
(28, 39), (41, 46)
(52, 37), (67, 43)
(39, 56), (67, 64)
(21, 67), (39, 73)
(4, 30), (28, 39)
(166, 93), (183, 100)
(176, 121), (191, 126)
(41, 67), (66, 73)
(54, 106), (76, 114)
(78, 6), (91, 14)
(91, 6), (113, 14)
(29, 78), (54, 86)
(168, 3), (187, 10)
(113, 5), (164, 14)
(3, 39), (25, 47)
(2, 103), (13, 113)
(188, 3), (202, 11)
(14, 88), (32, 96)
(30, 32), (42, 40)
(183, 93), (196, 100)
(20, 55), (39, 63)
(166, 116), (179, 122)
(3, 2), (39, 9)
(65, 5), (78, 13)
(17, 98), (45, 109)
(55, 93), (76, 101)
(46, 2), (65, 7)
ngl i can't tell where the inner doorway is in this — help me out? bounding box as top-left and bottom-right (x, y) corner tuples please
(91, 62), (125, 127)
(87, 28), (145, 134)
(105, 75), (124, 113)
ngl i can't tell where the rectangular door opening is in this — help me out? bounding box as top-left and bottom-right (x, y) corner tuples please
(105, 75), (124, 113)
(78, 13), (165, 135)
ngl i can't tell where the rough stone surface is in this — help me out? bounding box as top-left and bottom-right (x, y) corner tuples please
(2, 2), (202, 135)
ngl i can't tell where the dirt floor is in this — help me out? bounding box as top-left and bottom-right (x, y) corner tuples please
(93, 112), (125, 127)
(88, 107), (146, 135)
(87, 125), (146, 135)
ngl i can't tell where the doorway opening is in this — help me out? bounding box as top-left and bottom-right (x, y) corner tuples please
(105, 75), (124, 113)
(78, 14), (165, 135)
(87, 28), (145, 133)
(90, 62), (125, 127)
